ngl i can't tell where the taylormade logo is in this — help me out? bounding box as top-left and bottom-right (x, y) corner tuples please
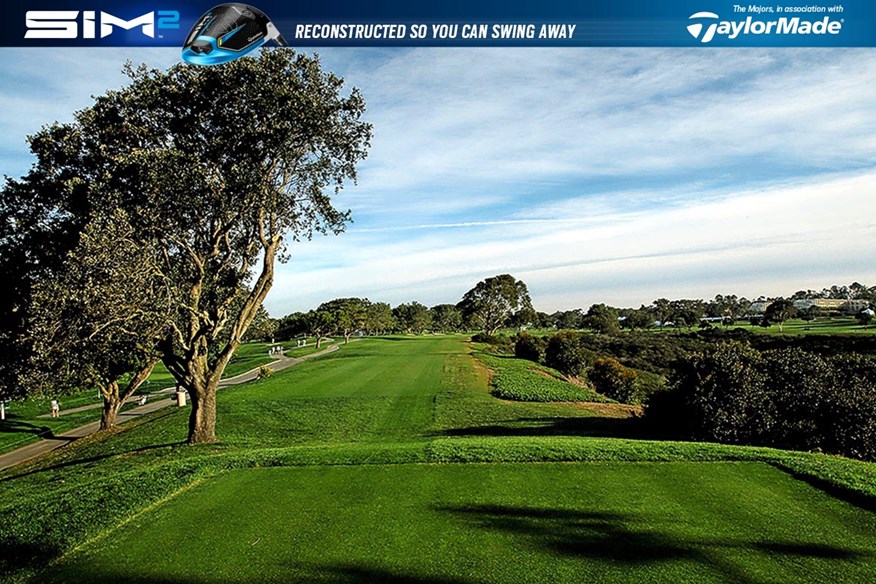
(687, 11), (842, 43)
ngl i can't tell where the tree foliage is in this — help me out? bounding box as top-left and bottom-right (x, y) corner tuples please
(28, 211), (169, 429)
(544, 332), (588, 377)
(430, 304), (463, 333)
(646, 342), (876, 461)
(457, 274), (533, 336)
(588, 357), (640, 404)
(7, 51), (371, 443)
(393, 301), (432, 334)
(365, 302), (394, 335)
(0, 125), (97, 400)
(319, 298), (368, 343)
(763, 299), (796, 331)
(584, 303), (620, 335)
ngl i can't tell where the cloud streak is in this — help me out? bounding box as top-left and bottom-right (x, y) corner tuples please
(1, 47), (873, 314)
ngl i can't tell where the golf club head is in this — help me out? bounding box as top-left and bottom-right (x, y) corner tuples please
(182, 3), (287, 66)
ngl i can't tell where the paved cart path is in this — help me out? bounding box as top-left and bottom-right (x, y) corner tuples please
(0, 343), (340, 472)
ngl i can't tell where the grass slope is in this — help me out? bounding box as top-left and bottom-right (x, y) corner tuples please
(477, 352), (613, 403)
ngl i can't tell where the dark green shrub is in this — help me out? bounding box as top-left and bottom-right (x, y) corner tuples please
(544, 331), (587, 377)
(513, 332), (544, 362)
(588, 357), (641, 404)
(646, 341), (876, 462)
(649, 341), (771, 444)
(821, 354), (876, 461)
(757, 348), (831, 451)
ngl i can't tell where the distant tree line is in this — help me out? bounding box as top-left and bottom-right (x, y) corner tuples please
(270, 274), (535, 342)
(539, 282), (876, 335)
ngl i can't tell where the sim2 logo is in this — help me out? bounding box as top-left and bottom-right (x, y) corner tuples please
(686, 11), (843, 43)
(25, 9), (180, 39)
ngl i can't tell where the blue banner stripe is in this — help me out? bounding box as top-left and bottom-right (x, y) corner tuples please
(4, 1), (875, 47)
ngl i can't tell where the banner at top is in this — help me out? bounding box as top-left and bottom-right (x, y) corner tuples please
(4, 0), (875, 47)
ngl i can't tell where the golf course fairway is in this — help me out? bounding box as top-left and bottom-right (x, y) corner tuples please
(4, 337), (876, 583)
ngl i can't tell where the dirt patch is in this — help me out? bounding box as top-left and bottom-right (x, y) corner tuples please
(559, 402), (643, 418)
(461, 348), (494, 390)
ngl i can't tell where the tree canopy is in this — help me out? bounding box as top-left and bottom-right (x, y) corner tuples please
(9, 50), (371, 444)
(457, 274), (533, 336)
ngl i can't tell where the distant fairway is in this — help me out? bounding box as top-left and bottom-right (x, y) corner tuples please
(4, 335), (876, 583)
(44, 462), (876, 583)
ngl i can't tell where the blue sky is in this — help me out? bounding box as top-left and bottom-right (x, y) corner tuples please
(1, 47), (874, 315)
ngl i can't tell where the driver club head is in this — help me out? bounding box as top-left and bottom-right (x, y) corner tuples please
(182, 3), (287, 66)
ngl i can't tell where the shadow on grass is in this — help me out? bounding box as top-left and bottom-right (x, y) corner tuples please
(437, 503), (871, 583)
(30, 564), (478, 584)
(0, 417), (54, 438)
(0, 440), (184, 484)
(773, 464), (876, 514)
(435, 415), (651, 440)
(438, 504), (689, 564)
(0, 540), (64, 580)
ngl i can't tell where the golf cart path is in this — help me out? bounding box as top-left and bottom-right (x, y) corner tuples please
(0, 343), (340, 473)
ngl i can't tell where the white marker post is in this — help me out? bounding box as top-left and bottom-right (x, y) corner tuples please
(1, 401), (5, 421)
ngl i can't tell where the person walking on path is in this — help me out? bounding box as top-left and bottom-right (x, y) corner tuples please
(50, 399), (60, 418)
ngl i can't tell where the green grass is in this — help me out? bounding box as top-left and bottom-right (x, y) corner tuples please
(0, 340), (322, 453)
(476, 352), (613, 403)
(642, 317), (874, 336)
(2, 335), (876, 583)
(0, 387), (108, 454)
(144, 340), (316, 390)
(40, 463), (876, 584)
(726, 317), (875, 335)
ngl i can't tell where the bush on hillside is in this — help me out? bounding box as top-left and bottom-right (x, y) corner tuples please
(645, 341), (876, 461)
(513, 332), (545, 362)
(544, 331), (588, 377)
(820, 354), (876, 461)
(257, 364), (274, 379)
(471, 332), (513, 354)
(588, 357), (641, 404)
(756, 348), (830, 451)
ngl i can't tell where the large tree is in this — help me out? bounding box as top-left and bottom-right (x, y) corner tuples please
(28, 211), (169, 430)
(430, 304), (463, 333)
(365, 302), (394, 335)
(457, 274), (533, 336)
(584, 303), (620, 335)
(763, 299), (796, 332)
(16, 51), (370, 443)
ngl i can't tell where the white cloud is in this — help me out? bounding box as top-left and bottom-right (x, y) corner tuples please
(1, 47), (874, 315)
(267, 170), (876, 313)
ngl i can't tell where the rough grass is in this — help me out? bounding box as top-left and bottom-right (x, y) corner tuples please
(476, 352), (613, 403)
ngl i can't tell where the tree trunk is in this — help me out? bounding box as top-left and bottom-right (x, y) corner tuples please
(99, 381), (122, 431)
(316, 336), (323, 349)
(187, 380), (218, 444)
(99, 360), (157, 431)
(344, 331), (351, 344)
